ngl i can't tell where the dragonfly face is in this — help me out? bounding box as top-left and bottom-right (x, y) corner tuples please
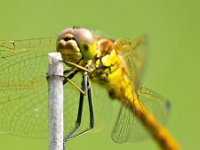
(56, 28), (97, 64)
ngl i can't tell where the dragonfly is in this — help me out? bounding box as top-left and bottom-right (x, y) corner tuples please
(0, 27), (179, 150)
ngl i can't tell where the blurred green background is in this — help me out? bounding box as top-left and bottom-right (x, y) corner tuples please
(0, 0), (200, 150)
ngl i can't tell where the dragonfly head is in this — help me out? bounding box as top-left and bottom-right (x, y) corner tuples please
(57, 27), (97, 63)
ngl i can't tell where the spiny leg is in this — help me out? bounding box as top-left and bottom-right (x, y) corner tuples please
(68, 82), (94, 140)
(63, 60), (91, 73)
(63, 70), (88, 95)
(87, 84), (94, 128)
(62, 60), (92, 94)
(63, 73), (94, 148)
(63, 73), (88, 146)
(63, 69), (78, 85)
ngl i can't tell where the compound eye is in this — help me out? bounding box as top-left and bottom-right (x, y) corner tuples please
(73, 28), (95, 45)
(72, 28), (97, 60)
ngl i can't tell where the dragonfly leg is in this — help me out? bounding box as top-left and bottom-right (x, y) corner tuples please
(63, 69), (78, 84)
(63, 75), (86, 147)
(63, 73), (94, 148)
(63, 60), (91, 73)
(63, 70), (88, 95)
(87, 82), (94, 128)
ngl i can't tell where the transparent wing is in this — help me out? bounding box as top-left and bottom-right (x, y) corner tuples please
(111, 35), (156, 143)
(114, 35), (148, 89)
(0, 38), (56, 137)
(111, 87), (170, 143)
(0, 38), (111, 138)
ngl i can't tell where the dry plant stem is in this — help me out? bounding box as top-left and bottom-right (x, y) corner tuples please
(48, 53), (64, 150)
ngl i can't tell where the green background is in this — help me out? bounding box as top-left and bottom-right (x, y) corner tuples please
(0, 0), (200, 150)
